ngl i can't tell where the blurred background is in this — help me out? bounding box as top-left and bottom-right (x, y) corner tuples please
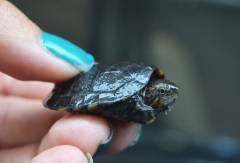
(10, 0), (240, 162)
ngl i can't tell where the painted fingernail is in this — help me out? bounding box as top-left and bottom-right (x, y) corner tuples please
(85, 153), (93, 163)
(94, 125), (113, 157)
(41, 31), (95, 72)
(129, 125), (142, 147)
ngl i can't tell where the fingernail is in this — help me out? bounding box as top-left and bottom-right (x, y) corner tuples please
(41, 31), (95, 72)
(129, 125), (142, 147)
(85, 153), (93, 163)
(94, 125), (113, 157)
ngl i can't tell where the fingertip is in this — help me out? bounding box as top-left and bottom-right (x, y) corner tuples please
(106, 122), (142, 153)
(39, 114), (110, 155)
(31, 145), (88, 163)
(0, 1), (94, 82)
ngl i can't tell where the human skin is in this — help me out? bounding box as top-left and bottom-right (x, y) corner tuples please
(0, 1), (141, 162)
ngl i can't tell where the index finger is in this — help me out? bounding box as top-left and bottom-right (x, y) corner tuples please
(0, 1), (94, 82)
(0, 73), (53, 99)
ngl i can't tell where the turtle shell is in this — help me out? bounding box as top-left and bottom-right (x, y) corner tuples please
(44, 62), (164, 110)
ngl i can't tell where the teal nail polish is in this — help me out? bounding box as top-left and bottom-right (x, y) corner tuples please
(41, 32), (94, 71)
(94, 127), (113, 157)
(129, 125), (142, 147)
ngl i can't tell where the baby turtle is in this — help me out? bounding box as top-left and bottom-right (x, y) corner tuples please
(44, 63), (179, 124)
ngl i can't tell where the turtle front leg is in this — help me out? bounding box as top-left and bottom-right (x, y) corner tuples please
(132, 95), (156, 124)
(136, 98), (153, 111)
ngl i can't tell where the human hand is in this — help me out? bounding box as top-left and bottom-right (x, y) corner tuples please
(0, 1), (142, 162)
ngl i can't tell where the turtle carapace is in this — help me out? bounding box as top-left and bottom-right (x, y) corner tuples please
(44, 63), (179, 124)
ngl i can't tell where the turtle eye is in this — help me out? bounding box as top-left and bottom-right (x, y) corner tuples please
(160, 89), (165, 94)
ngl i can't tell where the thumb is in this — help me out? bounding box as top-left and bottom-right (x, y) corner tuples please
(0, 1), (94, 82)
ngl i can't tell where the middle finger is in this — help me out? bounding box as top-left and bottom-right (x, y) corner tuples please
(0, 96), (64, 148)
(0, 73), (53, 99)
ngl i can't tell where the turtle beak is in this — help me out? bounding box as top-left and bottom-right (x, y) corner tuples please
(168, 82), (179, 108)
(172, 85), (179, 96)
(167, 85), (179, 110)
(168, 81), (179, 97)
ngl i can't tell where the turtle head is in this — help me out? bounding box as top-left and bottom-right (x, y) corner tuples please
(144, 79), (179, 110)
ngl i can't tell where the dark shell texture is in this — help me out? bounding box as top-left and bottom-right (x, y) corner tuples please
(44, 62), (177, 124)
